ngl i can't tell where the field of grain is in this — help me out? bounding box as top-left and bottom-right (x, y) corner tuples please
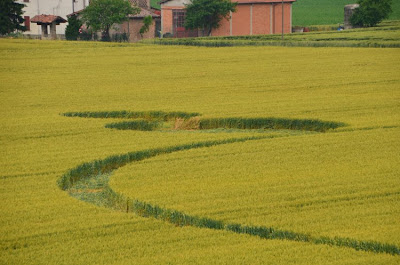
(0, 39), (399, 264)
(151, 20), (400, 48)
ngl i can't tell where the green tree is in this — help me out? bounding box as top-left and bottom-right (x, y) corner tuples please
(351, 0), (392, 27)
(184, 0), (237, 36)
(81, 0), (139, 41)
(0, 0), (26, 35)
(65, 15), (82, 40)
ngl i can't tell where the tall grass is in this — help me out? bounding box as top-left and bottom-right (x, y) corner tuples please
(61, 138), (400, 256)
(63, 110), (200, 120)
(63, 112), (346, 132)
(199, 117), (345, 132)
(105, 120), (160, 131)
(2, 39), (399, 264)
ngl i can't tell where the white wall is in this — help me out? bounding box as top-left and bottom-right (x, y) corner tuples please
(16, 0), (89, 36)
(162, 0), (191, 7)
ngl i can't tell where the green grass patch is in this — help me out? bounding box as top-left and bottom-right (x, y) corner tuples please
(292, 0), (400, 26)
(63, 110), (200, 120)
(63, 111), (346, 132)
(198, 117), (345, 132)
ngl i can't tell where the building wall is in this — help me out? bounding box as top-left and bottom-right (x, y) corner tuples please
(232, 5), (251, 36)
(161, 0), (189, 35)
(118, 18), (158, 42)
(211, 2), (292, 37)
(16, 0), (89, 36)
(161, 0), (295, 37)
(272, 3), (291, 34)
(211, 12), (231, 36)
(252, 4), (270, 35)
(161, 7), (175, 35)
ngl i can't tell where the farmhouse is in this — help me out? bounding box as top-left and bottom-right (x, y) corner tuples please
(159, 0), (296, 37)
(68, 0), (160, 42)
(16, 0), (89, 37)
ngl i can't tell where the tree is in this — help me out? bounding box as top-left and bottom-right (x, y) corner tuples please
(184, 0), (237, 36)
(81, 0), (139, 41)
(350, 0), (392, 27)
(65, 15), (82, 40)
(0, 0), (26, 35)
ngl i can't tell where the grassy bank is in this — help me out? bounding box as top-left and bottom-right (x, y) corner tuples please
(148, 21), (400, 48)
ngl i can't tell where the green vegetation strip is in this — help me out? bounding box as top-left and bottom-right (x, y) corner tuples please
(60, 138), (400, 256)
(63, 110), (200, 120)
(146, 21), (400, 48)
(105, 120), (161, 131)
(62, 111), (346, 132)
(198, 118), (345, 132)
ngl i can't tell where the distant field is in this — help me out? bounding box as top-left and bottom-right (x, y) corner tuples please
(150, 0), (160, 9)
(292, 0), (400, 26)
(1, 39), (399, 264)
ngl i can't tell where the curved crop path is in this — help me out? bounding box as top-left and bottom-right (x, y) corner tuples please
(58, 111), (400, 256)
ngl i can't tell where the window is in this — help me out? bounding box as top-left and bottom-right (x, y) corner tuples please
(173, 10), (186, 28)
(24, 16), (30, 31)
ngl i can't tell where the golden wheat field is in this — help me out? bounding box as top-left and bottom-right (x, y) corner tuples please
(0, 38), (399, 264)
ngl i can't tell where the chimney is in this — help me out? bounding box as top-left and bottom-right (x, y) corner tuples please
(131, 0), (149, 8)
(344, 4), (360, 29)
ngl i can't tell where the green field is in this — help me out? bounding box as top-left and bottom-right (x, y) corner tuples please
(1, 39), (400, 264)
(292, 0), (400, 26)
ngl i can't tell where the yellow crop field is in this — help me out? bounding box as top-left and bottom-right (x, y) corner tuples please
(0, 38), (399, 264)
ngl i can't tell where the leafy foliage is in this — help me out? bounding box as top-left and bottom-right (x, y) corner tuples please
(81, 0), (139, 41)
(184, 0), (237, 36)
(0, 0), (26, 35)
(139, 15), (153, 37)
(65, 15), (82, 41)
(351, 0), (393, 27)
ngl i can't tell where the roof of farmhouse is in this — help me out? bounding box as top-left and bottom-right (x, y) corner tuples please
(67, 7), (159, 18)
(129, 8), (160, 18)
(31, 15), (67, 25)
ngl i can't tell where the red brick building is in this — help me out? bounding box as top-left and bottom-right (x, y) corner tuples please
(160, 0), (296, 38)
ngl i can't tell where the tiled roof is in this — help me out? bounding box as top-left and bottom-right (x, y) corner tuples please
(67, 8), (159, 19)
(129, 8), (160, 18)
(31, 15), (67, 24)
(67, 10), (84, 17)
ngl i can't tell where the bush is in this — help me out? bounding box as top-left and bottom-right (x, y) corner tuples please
(65, 16), (82, 40)
(163, 32), (173, 38)
(79, 30), (94, 41)
(351, 0), (393, 27)
(112, 32), (128, 42)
